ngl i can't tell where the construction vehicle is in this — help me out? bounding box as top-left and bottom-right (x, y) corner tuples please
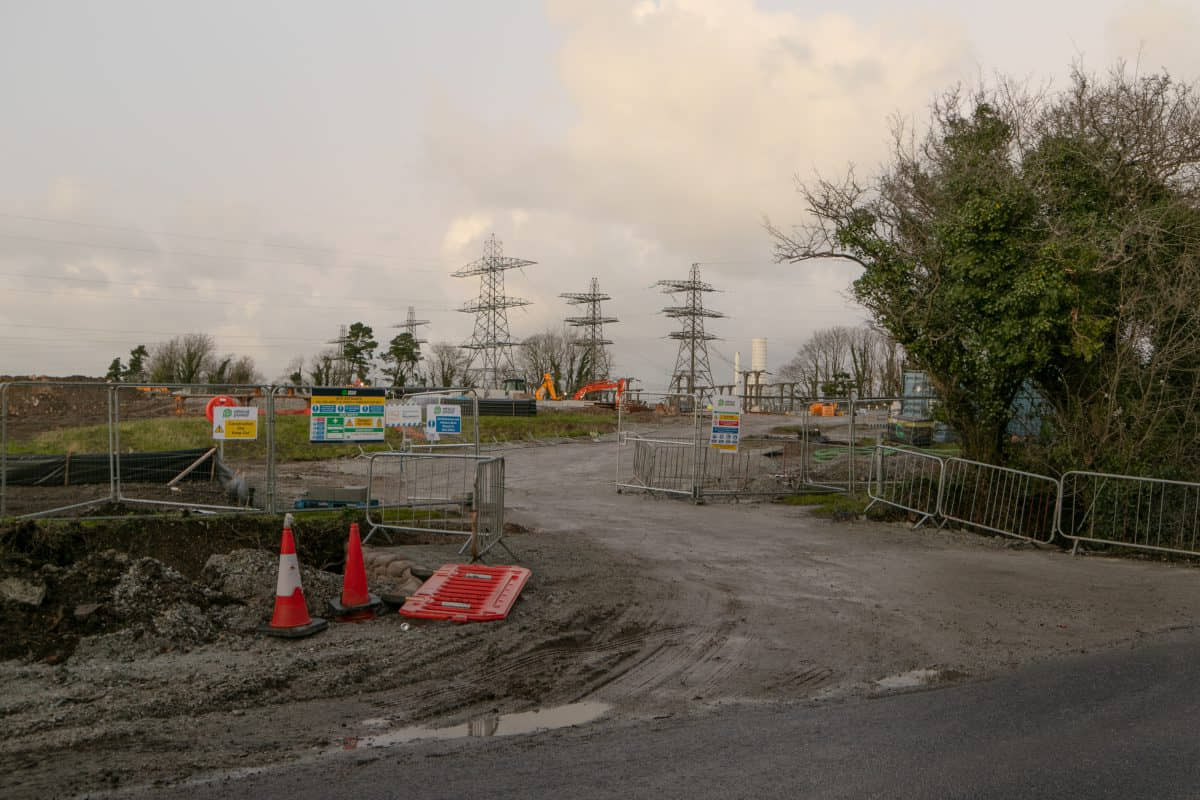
(534, 372), (561, 401)
(808, 401), (843, 417)
(572, 378), (627, 402)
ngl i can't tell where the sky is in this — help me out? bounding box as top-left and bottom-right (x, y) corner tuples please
(1, 0), (1198, 386)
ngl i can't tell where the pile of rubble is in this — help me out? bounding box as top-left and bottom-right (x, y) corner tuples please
(0, 541), (434, 663)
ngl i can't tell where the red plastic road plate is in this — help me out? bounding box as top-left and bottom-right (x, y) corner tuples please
(399, 564), (531, 623)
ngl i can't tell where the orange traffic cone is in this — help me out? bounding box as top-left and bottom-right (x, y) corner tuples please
(258, 525), (328, 638)
(328, 522), (381, 622)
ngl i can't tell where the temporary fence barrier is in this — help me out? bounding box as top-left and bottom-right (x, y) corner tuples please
(1, 381), (115, 518)
(939, 457), (1058, 543)
(365, 452), (508, 558)
(615, 391), (702, 498)
(112, 383), (274, 514)
(795, 397), (898, 494)
(391, 389), (480, 455)
(865, 445), (945, 527)
(275, 385), (399, 515)
(1057, 471), (1200, 557)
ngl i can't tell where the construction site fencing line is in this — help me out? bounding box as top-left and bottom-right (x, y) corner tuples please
(939, 457), (1058, 544)
(865, 445), (945, 528)
(614, 391), (702, 499)
(365, 452), (509, 558)
(389, 388), (480, 456)
(1, 381), (117, 519)
(1056, 471), (1200, 557)
(113, 383), (275, 515)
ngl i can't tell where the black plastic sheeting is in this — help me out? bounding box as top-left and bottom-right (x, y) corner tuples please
(2, 448), (216, 487)
(425, 398), (538, 417)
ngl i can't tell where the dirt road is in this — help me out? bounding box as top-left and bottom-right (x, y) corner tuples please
(3, 423), (1199, 797)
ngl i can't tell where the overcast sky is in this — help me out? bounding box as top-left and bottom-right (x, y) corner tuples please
(2, 0), (1198, 386)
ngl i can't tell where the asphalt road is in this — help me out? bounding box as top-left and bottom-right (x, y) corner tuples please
(154, 628), (1200, 800)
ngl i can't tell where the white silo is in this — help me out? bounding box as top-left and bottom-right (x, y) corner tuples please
(751, 338), (768, 377)
(751, 338), (767, 410)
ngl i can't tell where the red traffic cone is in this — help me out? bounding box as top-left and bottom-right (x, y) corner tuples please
(258, 526), (328, 638)
(329, 523), (381, 622)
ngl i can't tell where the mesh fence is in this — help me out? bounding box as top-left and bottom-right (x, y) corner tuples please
(110, 384), (273, 513)
(615, 392), (702, 497)
(1, 381), (115, 518)
(366, 452), (505, 557)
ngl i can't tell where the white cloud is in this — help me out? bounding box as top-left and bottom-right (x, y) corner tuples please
(440, 213), (493, 256)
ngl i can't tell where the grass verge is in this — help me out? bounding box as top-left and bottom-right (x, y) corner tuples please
(5, 409), (618, 460)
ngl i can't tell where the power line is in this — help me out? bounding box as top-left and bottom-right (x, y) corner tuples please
(0, 322), (334, 343)
(0, 211), (447, 264)
(0, 231), (446, 273)
(1, 286), (457, 314)
(0, 269), (460, 308)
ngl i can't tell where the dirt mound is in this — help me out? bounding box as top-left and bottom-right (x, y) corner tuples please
(0, 513), (399, 662)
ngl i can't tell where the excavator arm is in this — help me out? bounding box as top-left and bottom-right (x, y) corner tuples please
(534, 372), (561, 401)
(572, 378), (627, 401)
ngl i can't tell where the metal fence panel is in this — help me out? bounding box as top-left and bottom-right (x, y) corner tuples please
(865, 445), (945, 527)
(1057, 471), (1200, 557)
(366, 452), (506, 557)
(1, 381), (115, 518)
(391, 389), (480, 455)
(939, 457), (1058, 543)
(271, 385), (405, 515)
(615, 391), (701, 498)
(112, 384), (273, 513)
(781, 397), (898, 495)
(472, 456), (506, 558)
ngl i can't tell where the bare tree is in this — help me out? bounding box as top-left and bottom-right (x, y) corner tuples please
(280, 355), (305, 386)
(428, 342), (471, 388)
(307, 349), (344, 386)
(208, 355), (261, 386)
(148, 333), (217, 384)
(781, 325), (902, 397)
(519, 326), (587, 393)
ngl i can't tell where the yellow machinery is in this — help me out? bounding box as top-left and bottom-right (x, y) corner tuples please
(534, 372), (561, 401)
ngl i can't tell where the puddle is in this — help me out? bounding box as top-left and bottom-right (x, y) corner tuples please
(336, 701), (610, 750)
(875, 668), (944, 691)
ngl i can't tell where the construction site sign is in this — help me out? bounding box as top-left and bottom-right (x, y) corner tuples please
(385, 402), (422, 428)
(426, 403), (462, 436)
(709, 395), (741, 453)
(309, 387), (386, 443)
(212, 406), (259, 440)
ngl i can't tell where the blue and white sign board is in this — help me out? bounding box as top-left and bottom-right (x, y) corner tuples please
(425, 403), (462, 440)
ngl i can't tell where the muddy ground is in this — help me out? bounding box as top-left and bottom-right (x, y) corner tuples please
(3, 418), (1200, 799)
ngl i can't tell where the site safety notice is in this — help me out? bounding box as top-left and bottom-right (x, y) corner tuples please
(212, 406), (259, 440)
(309, 387), (386, 443)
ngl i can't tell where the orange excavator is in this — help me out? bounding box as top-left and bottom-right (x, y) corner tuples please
(534, 372), (562, 401)
(573, 378), (627, 402)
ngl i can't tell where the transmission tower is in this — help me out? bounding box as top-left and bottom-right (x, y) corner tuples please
(453, 234), (534, 389)
(656, 263), (724, 395)
(561, 277), (617, 383)
(391, 306), (430, 349)
(327, 324), (349, 384)
(389, 305), (430, 383)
